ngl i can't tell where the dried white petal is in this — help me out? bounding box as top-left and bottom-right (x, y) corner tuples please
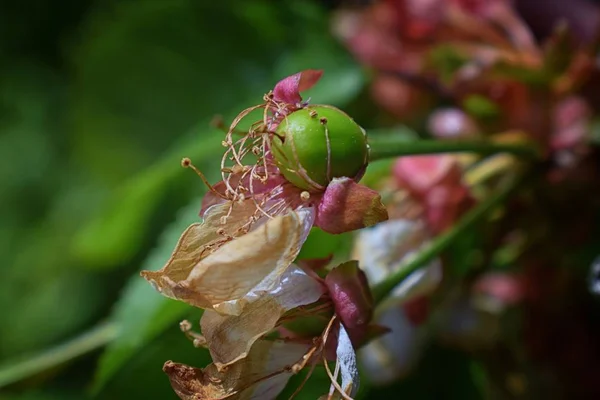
(353, 219), (441, 302)
(202, 263), (325, 369)
(336, 323), (360, 397)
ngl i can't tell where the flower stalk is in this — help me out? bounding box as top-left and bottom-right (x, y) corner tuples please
(368, 137), (542, 162)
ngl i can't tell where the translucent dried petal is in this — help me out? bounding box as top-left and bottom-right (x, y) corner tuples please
(201, 264), (325, 369)
(210, 207), (315, 316)
(141, 201), (257, 301)
(164, 340), (309, 400)
(336, 323), (360, 397)
(272, 69), (323, 104)
(199, 167), (285, 216)
(142, 205), (315, 314)
(316, 177), (388, 234)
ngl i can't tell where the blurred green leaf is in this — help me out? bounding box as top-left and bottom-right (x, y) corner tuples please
(70, 0), (365, 269)
(0, 322), (117, 389)
(446, 229), (483, 278)
(470, 361), (490, 398)
(298, 228), (344, 260)
(462, 95), (500, 120)
(428, 45), (468, 83)
(0, 392), (80, 400)
(71, 134), (223, 268)
(91, 199), (203, 393)
(0, 63), (110, 360)
(492, 62), (551, 87)
(95, 321), (209, 400)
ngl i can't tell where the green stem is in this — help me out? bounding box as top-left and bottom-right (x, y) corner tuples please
(368, 137), (541, 162)
(372, 174), (523, 305)
(0, 321), (118, 388)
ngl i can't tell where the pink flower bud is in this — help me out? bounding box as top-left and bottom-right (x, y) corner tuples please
(325, 261), (374, 342)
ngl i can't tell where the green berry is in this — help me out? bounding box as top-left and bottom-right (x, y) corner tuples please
(271, 105), (369, 191)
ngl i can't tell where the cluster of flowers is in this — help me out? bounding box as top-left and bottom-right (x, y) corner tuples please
(140, 0), (600, 398)
(332, 0), (600, 396)
(333, 0), (594, 168)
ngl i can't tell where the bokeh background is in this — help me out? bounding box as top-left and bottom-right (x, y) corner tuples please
(1, 0), (600, 399)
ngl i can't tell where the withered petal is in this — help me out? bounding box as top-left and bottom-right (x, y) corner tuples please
(141, 203), (313, 312)
(199, 169), (285, 217)
(315, 178), (388, 234)
(325, 261), (373, 335)
(164, 341), (309, 400)
(272, 70), (323, 105)
(141, 201), (257, 301)
(201, 264), (325, 369)
(184, 207), (315, 314)
(336, 323), (360, 397)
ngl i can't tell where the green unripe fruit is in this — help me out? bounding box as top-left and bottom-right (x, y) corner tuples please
(271, 105), (369, 191)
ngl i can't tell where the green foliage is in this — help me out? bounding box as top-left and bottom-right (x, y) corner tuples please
(91, 200), (202, 393)
(96, 322), (210, 400)
(462, 94), (501, 120)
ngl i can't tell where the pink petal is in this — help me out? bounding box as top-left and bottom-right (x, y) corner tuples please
(393, 155), (461, 196)
(402, 295), (430, 326)
(272, 70), (323, 104)
(425, 184), (474, 233)
(473, 272), (524, 306)
(315, 178), (388, 234)
(325, 261), (373, 339)
(551, 96), (591, 151)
